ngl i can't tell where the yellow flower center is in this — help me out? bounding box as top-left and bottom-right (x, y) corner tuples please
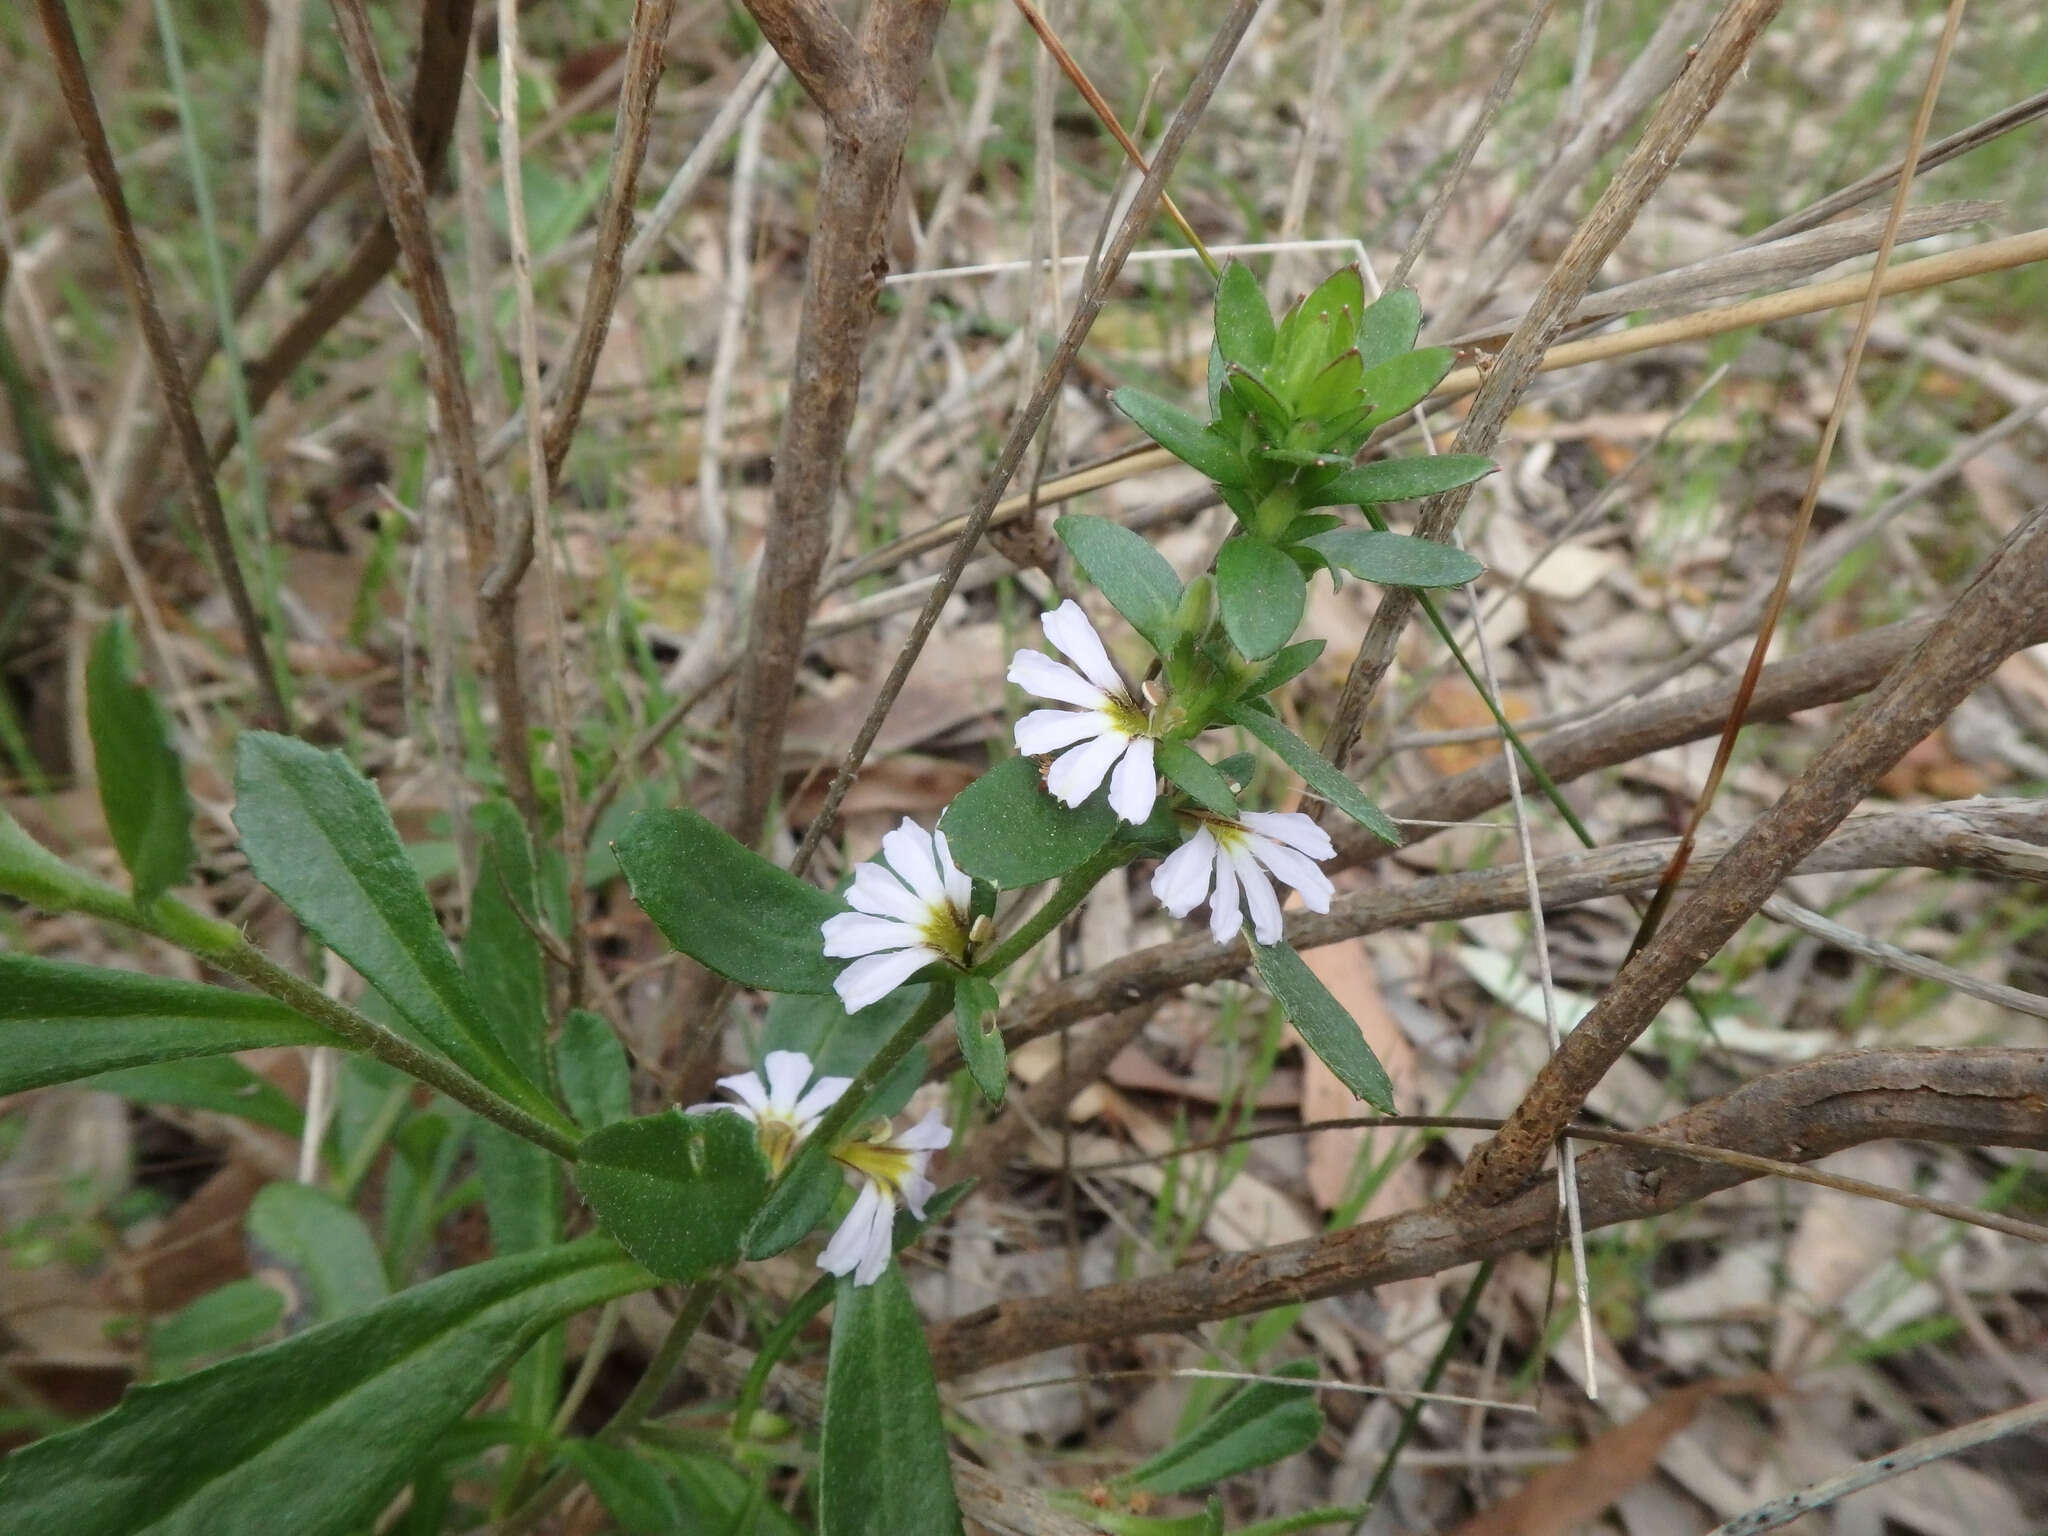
(833, 1125), (921, 1196)
(754, 1115), (800, 1175)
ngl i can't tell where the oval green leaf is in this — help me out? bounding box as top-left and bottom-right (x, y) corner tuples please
(1112, 387), (1247, 487)
(1212, 261), (1275, 369)
(1215, 538), (1306, 662)
(1052, 513), (1183, 653)
(557, 1009), (634, 1129)
(1248, 941), (1394, 1111)
(574, 1108), (771, 1282)
(87, 614), (194, 902)
(1301, 528), (1485, 588)
(939, 755), (1117, 890)
(1355, 287), (1423, 368)
(952, 975), (1005, 1105)
(612, 808), (843, 994)
(0, 1238), (650, 1536)
(1353, 346), (1456, 433)
(1302, 454), (1494, 509)
(246, 1181), (391, 1323)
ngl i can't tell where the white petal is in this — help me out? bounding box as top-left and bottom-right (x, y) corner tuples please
(833, 945), (941, 1013)
(846, 862), (927, 923)
(714, 1070), (769, 1113)
(1151, 828), (1218, 917)
(1230, 843), (1284, 944)
(897, 1170), (936, 1220)
(1240, 810), (1335, 861)
(1014, 707), (1108, 756)
(880, 819), (946, 905)
(821, 911), (922, 959)
(791, 1074), (853, 1126)
(1107, 735), (1158, 825)
(1248, 837), (1333, 912)
(762, 1050), (814, 1110)
(1008, 649), (1108, 709)
(685, 1100), (746, 1119)
(897, 1107), (953, 1152)
(1046, 730), (1127, 808)
(1208, 848), (1243, 945)
(1040, 599), (1124, 695)
(932, 829), (972, 913)
(818, 1182), (890, 1281)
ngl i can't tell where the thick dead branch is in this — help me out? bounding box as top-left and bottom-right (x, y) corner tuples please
(926, 1048), (2048, 1375)
(741, 0), (867, 127)
(1460, 502), (2048, 1206)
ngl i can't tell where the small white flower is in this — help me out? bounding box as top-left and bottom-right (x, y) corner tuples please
(1150, 810), (1336, 945)
(1009, 599), (1159, 825)
(820, 819), (974, 1013)
(818, 1108), (952, 1286)
(687, 1048), (850, 1174)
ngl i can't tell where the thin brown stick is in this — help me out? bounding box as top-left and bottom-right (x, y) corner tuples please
(35, 0), (291, 733)
(1458, 500), (2048, 1206)
(1322, 0), (1786, 770)
(925, 1048), (2048, 1375)
(1629, 0), (1965, 956)
(326, 0), (539, 825)
(786, 0), (1265, 879)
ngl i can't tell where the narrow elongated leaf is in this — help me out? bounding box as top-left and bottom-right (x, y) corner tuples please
(573, 1108), (770, 1283)
(233, 733), (558, 1123)
(1302, 529), (1485, 588)
(464, 800), (550, 1085)
(819, 1263), (964, 1536)
(743, 1144), (843, 1262)
(0, 954), (333, 1095)
(613, 808), (843, 994)
(87, 615), (193, 901)
(246, 1181), (390, 1323)
(148, 1280), (284, 1378)
(1249, 942), (1394, 1110)
(1215, 539), (1306, 662)
(952, 976), (1005, 1105)
(1355, 287), (1423, 368)
(939, 756), (1117, 889)
(558, 1009), (633, 1129)
(1112, 387), (1246, 486)
(1353, 346), (1455, 433)
(1155, 741), (1239, 818)
(1, 806), (108, 911)
(88, 1059), (303, 1137)
(1212, 262), (1275, 369)
(0, 1237), (650, 1536)
(1053, 514), (1183, 653)
(1129, 1359), (1323, 1494)
(1219, 703), (1400, 846)
(1302, 454), (1494, 509)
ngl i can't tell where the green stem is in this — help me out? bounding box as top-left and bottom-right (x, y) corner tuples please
(801, 982), (956, 1156)
(975, 841), (1136, 978)
(732, 1274), (833, 1442)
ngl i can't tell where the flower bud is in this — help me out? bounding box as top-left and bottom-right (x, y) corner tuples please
(1173, 574), (1215, 641)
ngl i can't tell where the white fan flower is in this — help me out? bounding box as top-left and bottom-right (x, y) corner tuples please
(818, 1108), (953, 1286)
(1009, 599), (1159, 825)
(820, 819), (976, 1013)
(1150, 810), (1336, 945)
(686, 1048), (851, 1174)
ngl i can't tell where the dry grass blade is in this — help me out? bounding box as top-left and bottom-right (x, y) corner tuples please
(34, 0), (293, 733)
(1628, 0), (1968, 957)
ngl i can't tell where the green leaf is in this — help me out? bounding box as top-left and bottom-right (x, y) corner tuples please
(1242, 639), (1325, 698)
(246, 1181), (390, 1323)
(558, 1009), (633, 1129)
(0, 1237), (650, 1536)
(1155, 741), (1239, 818)
(149, 1279), (284, 1378)
(87, 614), (193, 901)
(1271, 265), (1364, 394)
(1224, 366), (1292, 438)
(613, 808), (843, 994)
(1354, 346), (1457, 433)
(1248, 943), (1394, 1111)
(1129, 1358), (1324, 1494)
(952, 975), (1005, 1105)
(573, 1108), (770, 1283)
(1295, 350), (1364, 427)
(939, 755), (1117, 890)
(1112, 387), (1247, 486)
(819, 1263), (964, 1536)
(742, 1145), (843, 1262)
(233, 733), (559, 1123)
(1215, 538), (1307, 662)
(464, 800), (550, 1086)
(1212, 261), (1275, 369)
(1302, 454), (1494, 509)
(561, 1441), (683, 1534)
(1355, 287), (1423, 368)
(89, 1058), (304, 1138)
(1303, 528), (1484, 588)
(0, 954), (333, 1095)
(0, 807), (106, 912)
(1219, 703), (1400, 846)
(1052, 513), (1184, 653)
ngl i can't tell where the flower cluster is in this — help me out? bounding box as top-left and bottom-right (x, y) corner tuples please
(692, 1050), (950, 1287)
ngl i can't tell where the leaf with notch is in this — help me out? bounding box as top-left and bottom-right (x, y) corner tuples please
(1248, 943), (1394, 1111)
(1220, 702), (1399, 845)
(1156, 741), (1239, 818)
(87, 614), (193, 902)
(1302, 529), (1484, 588)
(952, 975), (1005, 1105)
(1212, 261), (1275, 369)
(1302, 454), (1494, 509)
(1053, 513), (1183, 653)
(1215, 538), (1306, 662)
(1113, 388), (1246, 486)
